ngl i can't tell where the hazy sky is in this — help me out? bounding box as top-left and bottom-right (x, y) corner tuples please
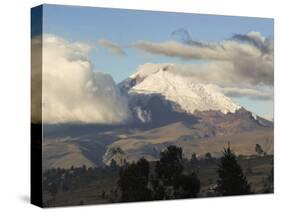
(41, 4), (274, 119)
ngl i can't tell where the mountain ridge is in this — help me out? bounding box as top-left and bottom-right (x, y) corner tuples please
(42, 63), (273, 169)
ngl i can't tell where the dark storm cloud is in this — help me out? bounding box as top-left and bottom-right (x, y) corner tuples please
(171, 28), (216, 49)
(232, 32), (273, 55)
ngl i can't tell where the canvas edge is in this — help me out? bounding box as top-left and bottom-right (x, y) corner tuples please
(31, 4), (43, 208)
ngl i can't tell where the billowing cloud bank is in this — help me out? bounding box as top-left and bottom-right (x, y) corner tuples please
(135, 32), (273, 101)
(41, 34), (131, 124)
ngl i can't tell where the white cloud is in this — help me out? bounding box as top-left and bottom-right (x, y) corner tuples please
(135, 32), (273, 86)
(40, 34), (131, 124)
(221, 87), (272, 100)
(134, 32), (273, 101)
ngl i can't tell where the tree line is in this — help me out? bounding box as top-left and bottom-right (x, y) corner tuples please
(118, 145), (252, 202)
(42, 143), (273, 206)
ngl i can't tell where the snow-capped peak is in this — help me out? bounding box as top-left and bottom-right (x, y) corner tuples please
(130, 63), (174, 81)
(127, 63), (241, 114)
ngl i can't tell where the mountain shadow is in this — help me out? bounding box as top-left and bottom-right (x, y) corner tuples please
(129, 93), (199, 130)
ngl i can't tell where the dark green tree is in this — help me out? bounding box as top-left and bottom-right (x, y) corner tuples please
(150, 176), (166, 200)
(216, 145), (251, 195)
(263, 164), (273, 193)
(43, 169), (61, 198)
(109, 159), (118, 170)
(191, 152), (198, 162)
(155, 145), (183, 185)
(173, 173), (201, 198)
(118, 157), (152, 202)
(205, 152), (212, 160)
(255, 144), (264, 156)
(190, 152), (199, 172)
(154, 146), (201, 199)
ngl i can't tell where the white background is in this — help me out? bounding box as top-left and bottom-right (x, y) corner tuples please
(0, 0), (280, 211)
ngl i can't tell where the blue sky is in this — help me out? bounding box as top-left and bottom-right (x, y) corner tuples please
(41, 4), (274, 119)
